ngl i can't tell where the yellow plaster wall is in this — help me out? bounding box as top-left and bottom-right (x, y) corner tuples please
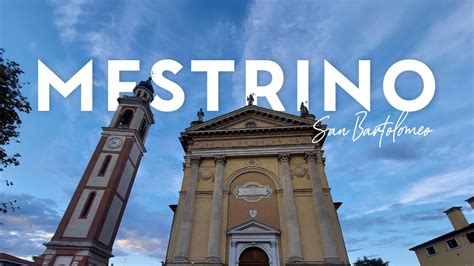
(188, 194), (212, 261)
(277, 192), (288, 263)
(223, 157), (280, 187)
(179, 161), (191, 192)
(325, 192), (350, 262)
(414, 231), (474, 266)
(317, 161), (330, 188)
(167, 194), (184, 259)
(290, 154), (313, 190)
(227, 172), (280, 229)
(294, 193), (325, 261)
(196, 158), (215, 192)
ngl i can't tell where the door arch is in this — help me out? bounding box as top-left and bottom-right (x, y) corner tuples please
(239, 247), (269, 266)
(228, 220), (280, 266)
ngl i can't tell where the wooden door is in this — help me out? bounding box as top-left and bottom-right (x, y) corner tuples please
(239, 247), (269, 266)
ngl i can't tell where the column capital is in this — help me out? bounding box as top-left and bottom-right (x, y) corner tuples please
(316, 148), (324, 156)
(278, 153), (290, 164)
(304, 151), (317, 162)
(189, 156), (201, 166)
(306, 150), (326, 165)
(316, 149), (326, 166)
(214, 155), (227, 165)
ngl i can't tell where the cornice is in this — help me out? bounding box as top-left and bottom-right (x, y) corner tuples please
(179, 105), (328, 152)
(185, 105), (319, 132)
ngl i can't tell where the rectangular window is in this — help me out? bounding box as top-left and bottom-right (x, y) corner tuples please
(98, 155), (111, 176)
(79, 192), (96, 219)
(446, 238), (459, 249)
(466, 232), (474, 243)
(426, 246), (436, 256)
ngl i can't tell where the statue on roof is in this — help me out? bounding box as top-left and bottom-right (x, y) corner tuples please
(300, 102), (309, 117)
(190, 108), (205, 126)
(197, 108), (204, 122)
(247, 93), (255, 106)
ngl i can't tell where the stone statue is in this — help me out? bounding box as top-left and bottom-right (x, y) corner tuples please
(247, 94), (255, 106)
(300, 102), (309, 117)
(197, 108), (204, 122)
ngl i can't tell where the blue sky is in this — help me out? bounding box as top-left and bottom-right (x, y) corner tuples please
(1, 0), (473, 265)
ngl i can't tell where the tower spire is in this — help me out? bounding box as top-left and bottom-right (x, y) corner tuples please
(133, 76), (155, 103)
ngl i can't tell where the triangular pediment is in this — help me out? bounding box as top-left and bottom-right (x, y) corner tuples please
(186, 105), (315, 132)
(227, 220), (280, 235)
(218, 116), (287, 129)
(180, 105), (327, 152)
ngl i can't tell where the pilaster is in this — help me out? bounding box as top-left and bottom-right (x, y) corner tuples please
(278, 153), (304, 263)
(207, 155), (227, 262)
(305, 151), (340, 263)
(174, 156), (201, 261)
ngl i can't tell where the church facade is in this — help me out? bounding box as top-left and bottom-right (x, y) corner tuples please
(165, 104), (349, 266)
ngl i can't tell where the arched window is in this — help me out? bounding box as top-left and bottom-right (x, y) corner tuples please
(139, 118), (147, 139)
(118, 109), (134, 128)
(79, 192), (96, 219)
(98, 155), (111, 176)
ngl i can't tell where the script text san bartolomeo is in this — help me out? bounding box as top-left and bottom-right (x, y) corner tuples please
(312, 111), (433, 148)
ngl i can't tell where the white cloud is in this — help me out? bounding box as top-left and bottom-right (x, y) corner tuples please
(411, 1), (474, 64)
(51, 0), (87, 42)
(115, 229), (168, 258)
(233, 2), (409, 110)
(343, 3), (407, 67)
(232, 2), (333, 106)
(398, 167), (474, 205)
(0, 193), (62, 257)
(49, 0), (153, 71)
(366, 167), (474, 214)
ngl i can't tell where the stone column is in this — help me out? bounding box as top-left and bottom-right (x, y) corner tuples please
(207, 155), (226, 262)
(278, 153), (304, 263)
(174, 156), (201, 261)
(305, 151), (340, 263)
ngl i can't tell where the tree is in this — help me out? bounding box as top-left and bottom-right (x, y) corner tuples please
(0, 48), (31, 171)
(0, 48), (31, 214)
(353, 256), (389, 266)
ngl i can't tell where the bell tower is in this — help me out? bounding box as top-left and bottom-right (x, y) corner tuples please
(36, 78), (155, 266)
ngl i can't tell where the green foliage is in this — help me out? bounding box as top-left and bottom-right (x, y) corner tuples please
(0, 48), (31, 171)
(354, 256), (389, 266)
(1, 199), (19, 214)
(0, 48), (31, 214)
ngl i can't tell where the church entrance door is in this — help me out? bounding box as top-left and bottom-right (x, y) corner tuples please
(239, 247), (269, 266)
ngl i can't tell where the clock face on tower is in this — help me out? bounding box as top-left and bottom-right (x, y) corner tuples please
(106, 137), (123, 149)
